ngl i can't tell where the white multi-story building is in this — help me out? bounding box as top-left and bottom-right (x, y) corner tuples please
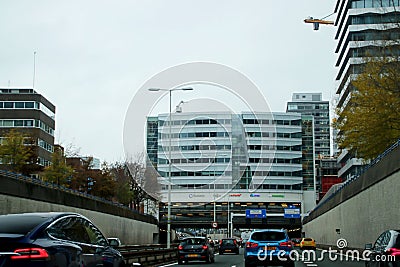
(146, 111), (315, 231)
(334, 0), (400, 180)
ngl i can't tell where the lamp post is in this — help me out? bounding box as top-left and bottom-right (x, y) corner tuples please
(148, 87), (193, 248)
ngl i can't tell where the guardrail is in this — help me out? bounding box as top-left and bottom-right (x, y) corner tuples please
(119, 244), (177, 266)
(311, 138), (400, 214)
(0, 169), (154, 219)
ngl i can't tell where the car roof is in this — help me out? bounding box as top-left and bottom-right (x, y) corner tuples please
(251, 229), (287, 233)
(0, 212), (81, 219)
(0, 212), (85, 237)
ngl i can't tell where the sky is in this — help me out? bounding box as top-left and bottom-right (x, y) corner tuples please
(0, 0), (338, 164)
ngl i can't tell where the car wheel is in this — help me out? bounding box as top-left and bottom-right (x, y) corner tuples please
(285, 261), (295, 267)
(244, 262), (254, 267)
(219, 251), (223, 255)
(211, 255), (215, 263)
(178, 259), (183, 265)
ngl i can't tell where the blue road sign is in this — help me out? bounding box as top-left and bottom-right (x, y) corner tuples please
(246, 209), (266, 219)
(284, 208), (301, 218)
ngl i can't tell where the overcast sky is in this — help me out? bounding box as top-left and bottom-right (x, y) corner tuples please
(0, 0), (338, 163)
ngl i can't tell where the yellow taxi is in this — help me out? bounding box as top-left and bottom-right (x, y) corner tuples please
(299, 237), (316, 250)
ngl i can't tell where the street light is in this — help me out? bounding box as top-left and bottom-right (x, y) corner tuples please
(148, 87), (193, 248)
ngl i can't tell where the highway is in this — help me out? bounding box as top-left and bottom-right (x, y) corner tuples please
(159, 248), (367, 267)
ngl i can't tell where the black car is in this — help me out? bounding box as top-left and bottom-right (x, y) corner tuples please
(219, 238), (239, 255)
(365, 229), (400, 267)
(0, 212), (126, 267)
(178, 237), (215, 264)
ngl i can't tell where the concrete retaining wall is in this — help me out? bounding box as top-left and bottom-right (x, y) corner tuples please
(0, 173), (159, 245)
(302, 144), (400, 249)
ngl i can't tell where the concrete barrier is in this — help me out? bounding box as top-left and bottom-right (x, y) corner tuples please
(0, 173), (159, 245)
(302, 144), (400, 249)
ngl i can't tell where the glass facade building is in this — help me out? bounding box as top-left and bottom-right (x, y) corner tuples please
(334, 0), (400, 180)
(146, 112), (315, 230)
(287, 93), (330, 158)
(287, 93), (331, 200)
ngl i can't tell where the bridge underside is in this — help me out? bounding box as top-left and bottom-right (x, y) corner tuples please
(158, 201), (302, 236)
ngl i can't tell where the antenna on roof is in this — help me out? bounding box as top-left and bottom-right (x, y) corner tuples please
(33, 51), (37, 89)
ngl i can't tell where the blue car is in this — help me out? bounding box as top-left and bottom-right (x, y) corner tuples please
(244, 229), (294, 267)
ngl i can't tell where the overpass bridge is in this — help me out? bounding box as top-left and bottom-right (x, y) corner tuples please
(302, 139), (400, 249)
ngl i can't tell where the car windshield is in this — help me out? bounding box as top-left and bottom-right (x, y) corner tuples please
(0, 214), (49, 235)
(251, 231), (286, 241)
(181, 238), (205, 245)
(222, 239), (235, 245)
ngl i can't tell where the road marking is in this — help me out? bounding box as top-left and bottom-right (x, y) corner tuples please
(303, 261), (318, 266)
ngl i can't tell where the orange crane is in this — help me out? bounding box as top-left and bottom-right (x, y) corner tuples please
(304, 15), (334, 30)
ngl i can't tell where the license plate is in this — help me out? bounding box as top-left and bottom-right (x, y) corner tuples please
(226, 249), (231, 252)
(188, 254), (198, 257)
(266, 246), (276, 250)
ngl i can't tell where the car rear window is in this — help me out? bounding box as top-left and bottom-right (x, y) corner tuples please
(222, 239), (235, 245)
(181, 238), (205, 245)
(303, 238), (313, 241)
(0, 215), (49, 235)
(251, 231), (286, 241)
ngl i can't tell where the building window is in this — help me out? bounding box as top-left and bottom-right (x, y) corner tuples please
(4, 102), (13, 108)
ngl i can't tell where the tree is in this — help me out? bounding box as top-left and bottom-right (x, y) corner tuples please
(91, 162), (116, 200)
(112, 162), (133, 206)
(0, 129), (37, 174)
(42, 146), (74, 186)
(334, 57), (400, 160)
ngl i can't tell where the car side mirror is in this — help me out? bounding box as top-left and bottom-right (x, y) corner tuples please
(108, 238), (121, 248)
(365, 243), (373, 250)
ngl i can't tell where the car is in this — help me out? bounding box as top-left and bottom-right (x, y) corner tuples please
(214, 239), (220, 249)
(0, 212), (126, 267)
(365, 229), (400, 267)
(299, 237), (316, 250)
(244, 229), (294, 267)
(219, 238), (239, 254)
(291, 238), (301, 247)
(177, 236), (215, 264)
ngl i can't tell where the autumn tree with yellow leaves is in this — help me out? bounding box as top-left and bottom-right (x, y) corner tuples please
(334, 57), (400, 160)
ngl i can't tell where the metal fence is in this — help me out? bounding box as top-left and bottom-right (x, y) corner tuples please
(0, 169), (153, 219)
(312, 138), (400, 213)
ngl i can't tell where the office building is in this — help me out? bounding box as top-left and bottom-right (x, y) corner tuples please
(146, 111), (315, 232)
(334, 0), (400, 180)
(286, 93), (330, 158)
(0, 88), (55, 169)
(287, 93), (332, 199)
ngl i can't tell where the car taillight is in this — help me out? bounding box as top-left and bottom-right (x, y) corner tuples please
(387, 248), (400, 256)
(279, 241), (292, 248)
(202, 245), (208, 250)
(246, 242), (258, 248)
(220, 240), (222, 245)
(11, 248), (49, 260)
(234, 240), (237, 244)
(178, 245), (183, 250)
